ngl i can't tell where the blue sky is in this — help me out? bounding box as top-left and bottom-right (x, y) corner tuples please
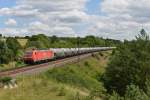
(0, 0), (101, 28)
(0, 0), (16, 28)
(0, 0), (16, 8)
(0, 0), (150, 40)
(86, 0), (102, 15)
(0, 0), (98, 27)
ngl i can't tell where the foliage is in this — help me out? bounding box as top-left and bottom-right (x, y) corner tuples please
(0, 77), (12, 84)
(15, 49), (24, 60)
(26, 40), (47, 49)
(26, 34), (50, 49)
(124, 84), (149, 100)
(57, 86), (66, 96)
(45, 55), (109, 98)
(0, 40), (13, 64)
(6, 37), (21, 51)
(146, 79), (150, 97)
(0, 37), (23, 64)
(109, 84), (150, 100)
(109, 91), (123, 100)
(46, 67), (101, 90)
(74, 92), (81, 100)
(103, 29), (150, 95)
(26, 34), (121, 49)
(6, 37), (22, 60)
(0, 33), (119, 69)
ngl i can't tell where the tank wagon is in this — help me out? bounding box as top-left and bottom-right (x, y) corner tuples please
(23, 47), (115, 64)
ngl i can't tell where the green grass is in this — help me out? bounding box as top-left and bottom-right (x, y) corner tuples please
(0, 61), (26, 71)
(17, 39), (28, 48)
(0, 51), (112, 100)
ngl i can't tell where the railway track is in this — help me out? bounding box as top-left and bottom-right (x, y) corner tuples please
(0, 52), (99, 78)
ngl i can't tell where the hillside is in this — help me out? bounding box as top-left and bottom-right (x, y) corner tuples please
(17, 39), (28, 48)
(0, 51), (112, 100)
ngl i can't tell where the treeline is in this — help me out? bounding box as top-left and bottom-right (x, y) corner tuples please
(26, 34), (121, 49)
(102, 29), (150, 100)
(0, 34), (120, 65)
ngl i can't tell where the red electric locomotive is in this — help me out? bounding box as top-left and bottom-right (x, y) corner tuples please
(23, 49), (54, 63)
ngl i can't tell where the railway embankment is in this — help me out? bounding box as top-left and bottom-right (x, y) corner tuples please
(0, 51), (111, 100)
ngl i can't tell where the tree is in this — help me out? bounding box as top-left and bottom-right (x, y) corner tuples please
(26, 40), (47, 49)
(6, 37), (22, 60)
(109, 91), (123, 100)
(109, 84), (150, 100)
(124, 84), (149, 100)
(103, 29), (150, 95)
(82, 36), (98, 47)
(50, 35), (58, 43)
(26, 34), (50, 49)
(0, 40), (13, 64)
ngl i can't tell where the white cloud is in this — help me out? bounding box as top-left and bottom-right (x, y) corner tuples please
(27, 21), (75, 36)
(84, 0), (150, 40)
(0, 0), (89, 37)
(5, 19), (17, 26)
(1, 0), (150, 40)
(0, 28), (28, 36)
(0, 6), (39, 17)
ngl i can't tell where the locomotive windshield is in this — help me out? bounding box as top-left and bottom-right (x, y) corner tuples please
(24, 52), (33, 56)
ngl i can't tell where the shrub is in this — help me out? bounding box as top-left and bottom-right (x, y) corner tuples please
(73, 92), (81, 100)
(99, 52), (104, 56)
(84, 61), (90, 67)
(0, 77), (12, 85)
(92, 53), (100, 60)
(124, 84), (149, 100)
(109, 91), (122, 100)
(46, 67), (102, 91)
(57, 86), (66, 96)
(0, 41), (13, 64)
(103, 29), (150, 95)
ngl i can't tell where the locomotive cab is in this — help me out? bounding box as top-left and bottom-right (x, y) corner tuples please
(23, 49), (54, 64)
(23, 50), (36, 63)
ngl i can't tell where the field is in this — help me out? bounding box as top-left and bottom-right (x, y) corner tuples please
(0, 51), (111, 100)
(17, 39), (28, 48)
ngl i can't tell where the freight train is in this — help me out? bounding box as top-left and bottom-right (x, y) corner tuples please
(23, 47), (115, 64)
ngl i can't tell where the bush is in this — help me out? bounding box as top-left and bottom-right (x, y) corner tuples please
(74, 92), (80, 100)
(57, 86), (66, 96)
(84, 61), (90, 67)
(103, 29), (150, 95)
(92, 53), (100, 60)
(124, 84), (149, 100)
(0, 41), (13, 64)
(99, 52), (104, 56)
(46, 67), (103, 91)
(109, 91), (122, 100)
(90, 87), (106, 98)
(6, 37), (22, 60)
(26, 34), (50, 49)
(0, 77), (12, 85)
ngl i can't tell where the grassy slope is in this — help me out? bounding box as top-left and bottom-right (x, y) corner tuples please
(0, 51), (111, 100)
(17, 39), (28, 48)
